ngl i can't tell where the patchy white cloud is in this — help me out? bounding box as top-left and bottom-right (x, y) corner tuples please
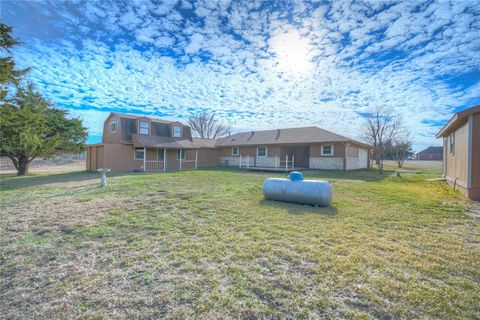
(3, 0), (480, 150)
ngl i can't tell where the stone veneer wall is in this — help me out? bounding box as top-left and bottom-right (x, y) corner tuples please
(309, 157), (344, 170)
(346, 157), (359, 170)
(255, 156), (278, 167)
(219, 156), (239, 166)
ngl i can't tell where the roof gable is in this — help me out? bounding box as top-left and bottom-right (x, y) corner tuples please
(436, 105), (480, 137)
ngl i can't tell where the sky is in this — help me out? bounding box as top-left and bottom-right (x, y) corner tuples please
(2, 0), (480, 151)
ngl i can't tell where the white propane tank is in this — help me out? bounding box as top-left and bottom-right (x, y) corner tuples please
(262, 171), (332, 207)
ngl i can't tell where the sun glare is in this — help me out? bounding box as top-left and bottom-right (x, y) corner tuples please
(269, 30), (314, 74)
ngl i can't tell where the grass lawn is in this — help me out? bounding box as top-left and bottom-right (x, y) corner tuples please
(1, 165), (479, 319)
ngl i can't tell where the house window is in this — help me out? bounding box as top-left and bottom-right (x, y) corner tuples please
(173, 125), (182, 138)
(257, 146), (267, 157)
(134, 148), (145, 160)
(321, 145), (333, 156)
(157, 148), (165, 160)
(139, 121), (149, 135)
(109, 121), (117, 133)
(449, 133), (455, 155)
(232, 147), (239, 156)
(177, 149), (186, 160)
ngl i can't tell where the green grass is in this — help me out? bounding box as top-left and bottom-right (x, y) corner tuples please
(1, 166), (479, 319)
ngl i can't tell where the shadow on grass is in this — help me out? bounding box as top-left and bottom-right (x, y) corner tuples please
(259, 199), (337, 215)
(0, 170), (138, 190)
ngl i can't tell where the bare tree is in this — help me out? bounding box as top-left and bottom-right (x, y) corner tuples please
(360, 106), (402, 174)
(393, 134), (412, 168)
(187, 112), (231, 139)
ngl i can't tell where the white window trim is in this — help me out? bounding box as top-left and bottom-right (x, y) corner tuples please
(232, 147), (239, 156)
(110, 120), (117, 133)
(173, 125), (182, 138)
(139, 121), (149, 135)
(449, 133), (455, 155)
(321, 145), (334, 156)
(134, 147), (145, 160)
(257, 146), (267, 157)
(157, 148), (165, 161)
(177, 149), (186, 160)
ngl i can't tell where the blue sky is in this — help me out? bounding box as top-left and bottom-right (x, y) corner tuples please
(3, 0), (480, 151)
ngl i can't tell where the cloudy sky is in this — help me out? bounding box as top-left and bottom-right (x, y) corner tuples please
(3, 0), (480, 150)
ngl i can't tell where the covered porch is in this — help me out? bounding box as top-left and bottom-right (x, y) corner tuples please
(238, 144), (310, 171)
(131, 134), (199, 172)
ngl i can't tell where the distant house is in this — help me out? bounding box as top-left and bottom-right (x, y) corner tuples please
(215, 127), (372, 170)
(436, 105), (480, 201)
(86, 112), (372, 172)
(416, 146), (443, 161)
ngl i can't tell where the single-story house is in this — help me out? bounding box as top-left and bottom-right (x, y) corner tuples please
(86, 112), (372, 172)
(416, 146), (443, 161)
(436, 105), (480, 201)
(215, 127), (372, 170)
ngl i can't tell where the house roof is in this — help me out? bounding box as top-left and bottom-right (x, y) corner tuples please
(416, 146), (443, 155)
(192, 138), (217, 148)
(109, 112), (181, 125)
(131, 134), (197, 149)
(436, 105), (480, 138)
(215, 126), (371, 148)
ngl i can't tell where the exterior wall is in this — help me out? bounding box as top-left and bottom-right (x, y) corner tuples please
(86, 144), (206, 172)
(309, 157), (344, 170)
(309, 143), (346, 158)
(469, 113), (480, 200)
(309, 142), (345, 170)
(197, 148), (220, 168)
(219, 146), (281, 167)
(346, 145), (359, 170)
(165, 149), (197, 171)
(417, 154), (443, 161)
(102, 115), (123, 144)
(218, 143), (369, 170)
(104, 144), (143, 172)
(444, 121), (469, 191)
(220, 156), (239, 166)
(255, 156), (278, 167)
(358, 148), (369, 169)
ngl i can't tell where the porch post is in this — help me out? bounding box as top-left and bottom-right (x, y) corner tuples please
(239, 155), (242, 168)
(285, 154), (288, 172)
(275, 155), (278, 168)
(143, 147), (146, 172)
(292, 155), (295, 169)
(195, 149), (198, 169)
(179, 149), (182, 171)
(163, 148), (166, 172)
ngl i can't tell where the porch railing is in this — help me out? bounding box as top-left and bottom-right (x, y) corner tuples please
(145, 160), (164, 172)
(278, 155), (295, 172)
(239, 155), (295, 172)
(239, 155), (251, 168)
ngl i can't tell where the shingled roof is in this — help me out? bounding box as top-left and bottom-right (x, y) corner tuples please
(416, 146), (443, 155)
(192, 138), (217, 148)
(215, 126), (371, 148)
(131, 134), (197, 149)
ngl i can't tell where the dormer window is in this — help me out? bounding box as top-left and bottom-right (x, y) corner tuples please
(173, 125), (182, 138)
(109, 121), (117, 133)
(139, 121), (149, 135)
